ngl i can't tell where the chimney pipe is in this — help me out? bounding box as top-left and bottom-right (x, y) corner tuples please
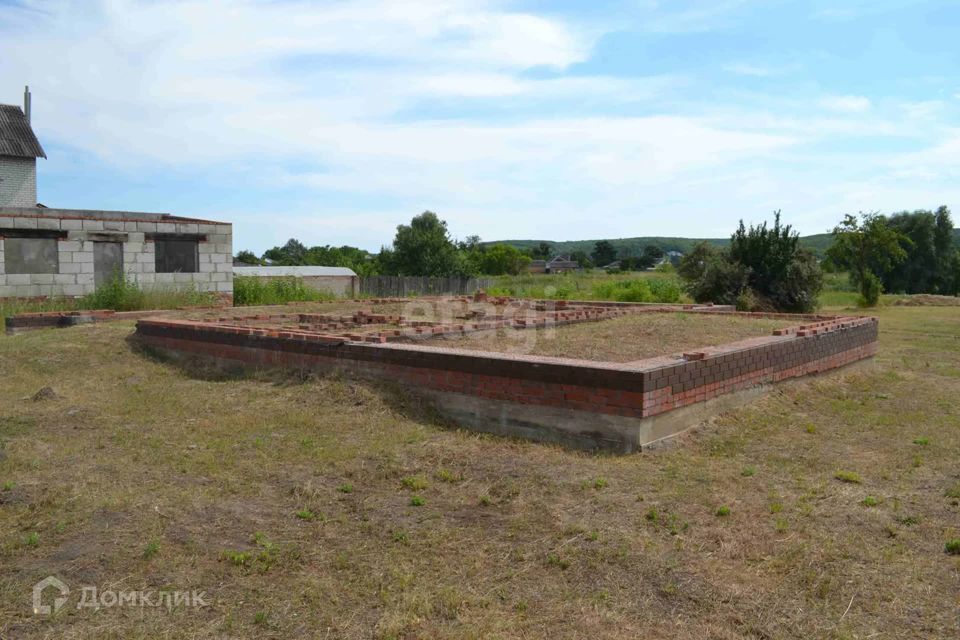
(24, 85), (31, 124)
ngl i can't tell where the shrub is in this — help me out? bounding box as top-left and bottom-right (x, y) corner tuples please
(834, 470), (862, 484)
(77, 272), (217, 311)
(945, 539), (960, 555)
(233, 275), (336, 306)
(857, 271), (882, 307)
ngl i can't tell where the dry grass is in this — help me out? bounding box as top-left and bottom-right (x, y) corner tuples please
(419, 312), (788, 361)
(0, 306), (958, 638)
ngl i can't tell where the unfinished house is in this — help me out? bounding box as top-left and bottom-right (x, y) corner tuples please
(0, 87), (44, 207)
(0, 208), (233, 299)
(0, 87), (233, 299)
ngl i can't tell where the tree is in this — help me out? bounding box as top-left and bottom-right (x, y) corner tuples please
(728, 211), (823, 312)
(570, 250), (593, 268)
(529, 242), (553, 260)
(591, 240), (617, 267)
(476, 243), (531, 275)
(933, 206), (957, 294)
(234, 250), (261, 265)
(884, 211), (935, 294)
(382, 211), (463, 276)
(636, 244), (665, 269)
(679, 213), (823, 312)
(826, 213), (908, 306)
(263, 238), (308, 265)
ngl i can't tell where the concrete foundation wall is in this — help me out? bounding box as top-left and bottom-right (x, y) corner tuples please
(0, 157), (37, 207)
(0, 208), (232, 298)
(135, 314), (879, 452)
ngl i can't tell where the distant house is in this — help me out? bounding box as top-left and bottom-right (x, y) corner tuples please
(546, 256), (579, 273)
(0, 87), (45, 207)
(526, 256), (579, 274)
(233, 265), (358, 297)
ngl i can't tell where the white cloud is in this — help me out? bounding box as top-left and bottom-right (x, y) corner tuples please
(819, 95), (872, 113)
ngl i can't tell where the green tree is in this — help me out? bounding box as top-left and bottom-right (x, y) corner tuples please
(381, 211), (463, 276)
(933, 206), (957, 294)
(570, 250), (593, 268)
(637, 244), (665, 269)
(476, 244), (531, 275)
(728, 211), (823, 312)
(529, 241), (553, 260)
(591, 240), (617, 267)
(234, 250), (261, 265)
(263, 239), (308, 265)
(826, 213), (908, 306)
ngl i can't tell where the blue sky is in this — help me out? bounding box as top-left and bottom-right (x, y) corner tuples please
(1, 0), (958, 253)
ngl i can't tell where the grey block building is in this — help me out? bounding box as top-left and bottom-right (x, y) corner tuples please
(0, 87), (233, 300)
(0, 88), (44, 207)
(0, 207), (233, 299)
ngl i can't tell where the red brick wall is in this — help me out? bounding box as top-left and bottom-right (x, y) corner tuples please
(135, 314), (878, 419)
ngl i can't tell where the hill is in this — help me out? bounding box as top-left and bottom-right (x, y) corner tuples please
(491, 229), (959, 258)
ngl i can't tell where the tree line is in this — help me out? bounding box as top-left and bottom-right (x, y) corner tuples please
(235, 211), (671, 277)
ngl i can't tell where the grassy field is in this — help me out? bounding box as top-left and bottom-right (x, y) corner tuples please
(1, 304), (959, 638)
(419, 312), (788, 362)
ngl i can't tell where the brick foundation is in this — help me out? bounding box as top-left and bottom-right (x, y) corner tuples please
(132, 302), (879, 451)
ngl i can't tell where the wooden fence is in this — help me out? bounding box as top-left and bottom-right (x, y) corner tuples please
(359, 276), (495, 298)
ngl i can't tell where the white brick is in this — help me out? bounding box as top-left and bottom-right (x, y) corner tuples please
(81, 219), (104, 231)
(14, 217), (38, 229)
(54, 273), (77, 284)
(36, 217), (61, 230)
(76, 273), (95, 285)
(0, 156), (37, 206)
(124, 242), (144, 254)
(136, 221), (157, 232)
(174, 272), (194, 283)
(215, 243), (232, 254)
(136, 252), (154, 263)
(31, 273), (54, 284)
(215, 261), (232, 273)
(61, 284), (86, 296)
(5, 273), (31, 285)
(177, 223), (199, 234)
(58, 241), (82, 252)
(136, 273), (155, 284)
(155, 273), (175, 283)
(60, 219), (83, 230)
(216, 281), (233, 292)
(124, 221), (139, 231)
(210, 253), (227, 263)
(80, 262), (95, 274)
(0, 285), (14, 297)
(156, 222), (176, 233)
(127, 232), (145, 242)
(103, 219), (124, 231)
(73, 251), (94, 263)
(211, 271), (227, 282)
(60, 262), (82, 274)
(14, 284), (42, 296)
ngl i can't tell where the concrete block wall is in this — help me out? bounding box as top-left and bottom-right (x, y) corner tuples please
(0, 208), (232, 298)
(0, 157), (37, 207)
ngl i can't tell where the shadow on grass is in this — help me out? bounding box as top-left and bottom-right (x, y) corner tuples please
(124, 333), (453, 428)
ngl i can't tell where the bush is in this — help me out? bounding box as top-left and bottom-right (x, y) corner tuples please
(588, 278), (681, 303)
(78, 273), (216, 311)
(679, 213), (823, 312)
(233, 276), (335, 306)
(857, 271), (882, 307)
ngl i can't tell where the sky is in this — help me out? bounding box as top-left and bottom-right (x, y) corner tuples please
(1, 0), (959, 254)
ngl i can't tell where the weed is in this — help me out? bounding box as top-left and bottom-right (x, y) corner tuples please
(945, 540), (960, 555)
(896, 515), (920, 526)
(546, 553), (570, 570)
(337, 483), (354, 494)
(401, 475), (429, 491)
(434, 468), (461, 483)
(392, 531), (409, 544)
(716, 506), (731, 517)
(479, 495), (492, 506)
(24, 532), (40, 547)
(142, 540), (161, 559)
(862, 496), (880, 507)
(588, 477), (608, 490)
(834, 470), (862, 484)
(645, 508), (659, 522)
(805, 423), (817, 434)
(254, 611), (268, 626)
(409, 495), (425, 507)
(222, 551), (252, 567)
(295, 509), (316, 521)
(769, 502), (783, 514)
(741, 467), (756, 477)
(945, 485), (960, 500)
(1, 481), (13, 491)
(912, 437), (929, 446)
(774, 518), (789, 533)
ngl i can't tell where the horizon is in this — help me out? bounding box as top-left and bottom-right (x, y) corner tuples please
(2, 0), (958, 254)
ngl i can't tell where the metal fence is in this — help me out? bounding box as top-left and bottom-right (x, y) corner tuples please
(359, 275), (494, 297)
